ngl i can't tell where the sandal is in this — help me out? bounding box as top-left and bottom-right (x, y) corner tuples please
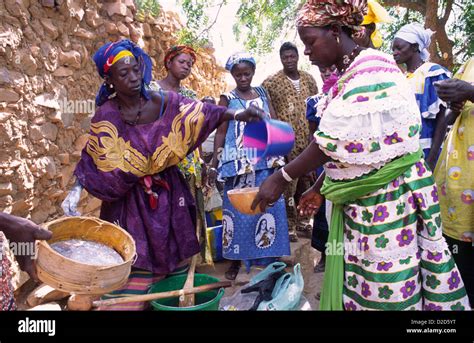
(313, 261), (325, 273)
(289, 232), (299, 243)
(225, 260), (241, 280)
(296, 223), (312, 232)
(314, 254), (326, 273)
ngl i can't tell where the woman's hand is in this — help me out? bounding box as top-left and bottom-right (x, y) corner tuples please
(297, 186), (324, 217)
(450, 101), (465, 114)
(235, 104), (265, 123)
(207, 167), (218, 188)
(434, 79), (474, 103)
(251, 171), (287, 212)
(1, 214), (52, 281)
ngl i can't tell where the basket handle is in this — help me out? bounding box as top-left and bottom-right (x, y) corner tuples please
(131, 253), (138, 265)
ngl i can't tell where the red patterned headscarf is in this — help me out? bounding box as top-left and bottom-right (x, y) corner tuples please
(164, 45), (197, 69)
(296, 0), (368, 37)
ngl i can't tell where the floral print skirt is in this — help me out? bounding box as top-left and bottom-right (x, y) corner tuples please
(341, 160), (471, 310)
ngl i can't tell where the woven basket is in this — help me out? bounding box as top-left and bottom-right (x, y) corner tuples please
(36, 216), (136, 295)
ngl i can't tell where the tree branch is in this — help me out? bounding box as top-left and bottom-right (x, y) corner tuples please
(454, 43), (468, 57)
(453, 1), (464, 11)
(441, 0), (454, 25)
(196, 0), (226, 39)
(383, 0), (427, 14)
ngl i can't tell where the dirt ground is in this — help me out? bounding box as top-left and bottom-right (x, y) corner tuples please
(14, 231), (323, 311)
(198, 234), (323, 310)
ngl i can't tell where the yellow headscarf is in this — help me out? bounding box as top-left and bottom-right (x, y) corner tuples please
(361, 0), (392, 48)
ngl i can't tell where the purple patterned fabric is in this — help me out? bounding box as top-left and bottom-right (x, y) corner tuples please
(75, 92), (226, 274)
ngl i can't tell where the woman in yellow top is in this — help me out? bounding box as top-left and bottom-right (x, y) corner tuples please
(353, 0), (392, 49)
(434, 58), (474, 307)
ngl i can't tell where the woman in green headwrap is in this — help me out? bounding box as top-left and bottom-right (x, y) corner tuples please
(252, 0), (470, 311)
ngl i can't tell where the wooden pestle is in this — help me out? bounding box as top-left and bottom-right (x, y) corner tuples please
(85, 281), (234, 310)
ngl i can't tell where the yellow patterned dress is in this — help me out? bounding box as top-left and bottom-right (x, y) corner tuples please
(434, 59), (474, 243)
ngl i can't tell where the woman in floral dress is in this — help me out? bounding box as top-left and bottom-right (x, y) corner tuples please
(253, 0), (471, 311)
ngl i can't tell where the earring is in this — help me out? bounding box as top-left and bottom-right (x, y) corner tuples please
(109, 84), (114, 89)
(336, 36), (340, 44)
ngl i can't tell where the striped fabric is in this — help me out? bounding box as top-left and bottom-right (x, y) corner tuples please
(98, 265), (189, 311)
(341, 160), (471, 310)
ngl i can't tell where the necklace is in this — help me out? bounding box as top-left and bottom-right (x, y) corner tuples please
(339, 44), (361, 75)
(234, 87), (256, 100)
(118, 97), (144, 126)
(232, 88), (257, 113)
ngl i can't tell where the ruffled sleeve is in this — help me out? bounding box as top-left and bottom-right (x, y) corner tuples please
(408, 63), (451, 119)
(315, 49), (422, 167)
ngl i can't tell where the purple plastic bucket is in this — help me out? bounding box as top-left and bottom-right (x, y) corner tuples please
(243, 119), (295, 163)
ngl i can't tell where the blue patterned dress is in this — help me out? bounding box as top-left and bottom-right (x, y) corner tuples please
(218, 87), (289, 271)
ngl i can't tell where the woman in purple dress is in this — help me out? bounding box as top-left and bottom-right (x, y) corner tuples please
(61, 40), (263, 310)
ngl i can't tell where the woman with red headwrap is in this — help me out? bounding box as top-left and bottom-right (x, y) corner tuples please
(148, 45), (212, 265)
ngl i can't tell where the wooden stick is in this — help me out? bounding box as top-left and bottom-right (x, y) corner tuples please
(179, 254), (197, 307)
(92, 281), (232, 308)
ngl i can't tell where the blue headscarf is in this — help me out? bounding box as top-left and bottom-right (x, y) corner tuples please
(225, 52), (256, 72)
(93, 39), (153, 106)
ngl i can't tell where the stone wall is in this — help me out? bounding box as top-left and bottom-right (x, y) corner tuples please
(0, 0), (227, 223)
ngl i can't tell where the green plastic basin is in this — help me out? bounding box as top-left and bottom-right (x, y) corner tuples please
(149, 273), (224, 311)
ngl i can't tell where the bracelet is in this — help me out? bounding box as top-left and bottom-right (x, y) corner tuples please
(209, 167), (217, 173)
(280, 167), (293, 182)
(233, 109), (244, 121)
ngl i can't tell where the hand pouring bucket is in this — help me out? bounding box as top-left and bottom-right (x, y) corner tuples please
(243, 119), (295, 163)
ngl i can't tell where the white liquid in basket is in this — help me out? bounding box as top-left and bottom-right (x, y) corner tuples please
(50, 239), (124, 266)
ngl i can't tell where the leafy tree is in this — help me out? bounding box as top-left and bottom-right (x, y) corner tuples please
(173, 0), (471, 69)
(232, 0), (303, 55)
(382, 0), (473, 69)
(175, 0), (228, 49)
(135, 0), (161, 22)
